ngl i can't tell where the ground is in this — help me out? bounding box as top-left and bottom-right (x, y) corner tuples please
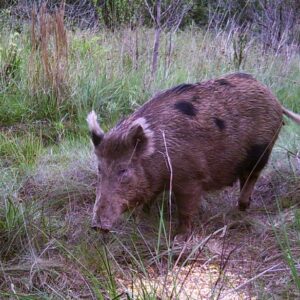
(2, 140), (298, 299)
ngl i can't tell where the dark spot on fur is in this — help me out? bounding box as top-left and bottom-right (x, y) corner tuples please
(216, 79), (233, 86)
(171, 83), (194, 94)
(236, 143), (270, 177)
(192, 95), (200, 102)
(150, 83), (195, 106)
(233, 73), (253, 79)
(91, 132), (102, 146)
(174, 101), (197, 117)
(214, 118), (225, 130)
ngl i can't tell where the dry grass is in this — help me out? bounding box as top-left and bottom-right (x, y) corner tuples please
(29, 2), (69, 105)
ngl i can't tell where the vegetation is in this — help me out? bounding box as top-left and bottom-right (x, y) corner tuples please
(0, 2), (300, 299)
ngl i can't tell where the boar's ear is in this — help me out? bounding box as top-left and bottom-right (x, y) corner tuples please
(127, 117), (154, 157)
(87, 111), (104, 147)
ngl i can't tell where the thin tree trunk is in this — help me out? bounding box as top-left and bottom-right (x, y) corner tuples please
(164, 31), (173, 78)
(135, 28), (139, 70)
(151, 0), (161, 78)
(152, 27), (161, 78)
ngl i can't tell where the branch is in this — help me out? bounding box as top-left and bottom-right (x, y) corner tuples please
(144, 0), (156, 23)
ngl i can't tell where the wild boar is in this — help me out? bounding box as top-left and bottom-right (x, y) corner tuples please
(87, 73), (300, 240)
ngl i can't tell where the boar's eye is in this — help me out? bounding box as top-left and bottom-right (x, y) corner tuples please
(117, 166), (132, 183)
(118, 169), (128, 177)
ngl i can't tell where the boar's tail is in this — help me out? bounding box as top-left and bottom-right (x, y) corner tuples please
(282, 107), (300, 125)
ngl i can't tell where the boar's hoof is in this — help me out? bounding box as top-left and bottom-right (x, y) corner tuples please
(91, 226), (99, 231)
(238, 201), (251, 211)
(173, 232), (192, 244)
(91, 226), (110, 233)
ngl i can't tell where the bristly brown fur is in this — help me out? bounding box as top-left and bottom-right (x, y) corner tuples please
(88, 72), (300, 239)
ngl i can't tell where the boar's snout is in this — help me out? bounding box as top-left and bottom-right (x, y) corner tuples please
(92, 193), (127, 234)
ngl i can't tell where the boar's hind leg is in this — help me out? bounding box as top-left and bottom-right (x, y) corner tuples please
(238, 143), (271, 210)
(238, 173), (260, 210)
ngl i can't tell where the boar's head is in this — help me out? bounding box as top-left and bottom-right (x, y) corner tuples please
(87, 111), (154, 232)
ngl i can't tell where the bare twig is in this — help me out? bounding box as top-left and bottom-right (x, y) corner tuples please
(161, 130), (173, 243)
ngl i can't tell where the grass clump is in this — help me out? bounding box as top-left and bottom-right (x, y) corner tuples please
(29, 3), (69, 105)
(0, 133), (43, 168)
(0, 31), (22, 88)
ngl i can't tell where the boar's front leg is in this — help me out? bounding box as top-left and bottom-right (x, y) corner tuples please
(174, 185), (201, 242)
(238, 172), (260, 210)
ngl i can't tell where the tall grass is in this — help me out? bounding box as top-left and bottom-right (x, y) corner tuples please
(29, 2), (69, 106)
(1, 17), (300, 129)
(0, 8), (300, 299)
